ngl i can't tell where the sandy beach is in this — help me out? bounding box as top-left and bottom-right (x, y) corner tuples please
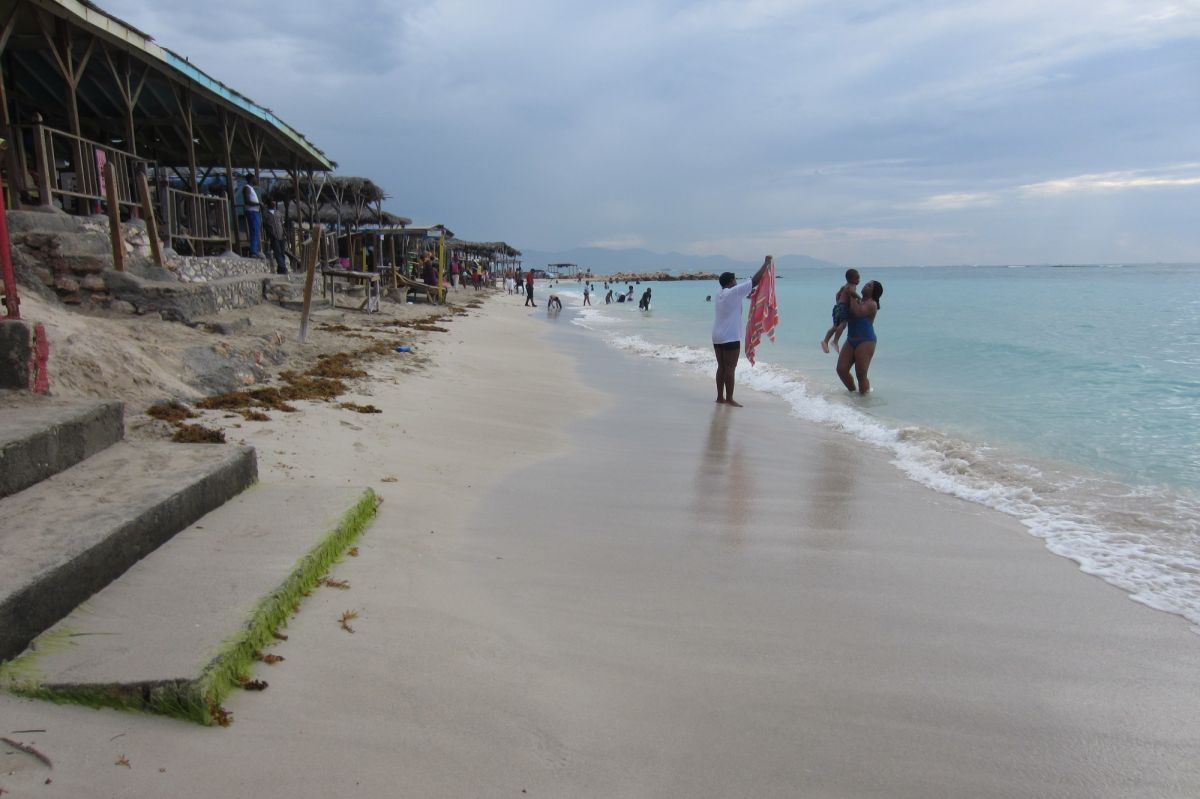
(2, 289), (1199, 798)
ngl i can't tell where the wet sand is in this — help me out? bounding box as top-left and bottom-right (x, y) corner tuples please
(1, 292), (1198, 797)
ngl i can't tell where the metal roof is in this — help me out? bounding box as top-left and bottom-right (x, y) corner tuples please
(3, 0), (334, 170)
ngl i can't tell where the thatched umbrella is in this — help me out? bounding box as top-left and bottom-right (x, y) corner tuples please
(266, 176), (388, 230)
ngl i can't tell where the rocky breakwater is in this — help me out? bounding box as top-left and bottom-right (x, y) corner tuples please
(603, 271), (717, 282)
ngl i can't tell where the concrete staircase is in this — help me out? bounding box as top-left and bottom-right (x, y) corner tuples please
(0, 392), (378, 724)
(0, 393), (257, 662)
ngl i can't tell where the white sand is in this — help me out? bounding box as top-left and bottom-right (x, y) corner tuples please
(2, 291), (1199, 798)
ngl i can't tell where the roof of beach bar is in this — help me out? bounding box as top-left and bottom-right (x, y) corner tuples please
(448, 239), (522, 258)
(0, 0), (335, 171)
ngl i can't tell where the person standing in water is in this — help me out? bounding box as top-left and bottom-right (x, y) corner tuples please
(711, 256), (772, 407)
(836, 280), (883, 395)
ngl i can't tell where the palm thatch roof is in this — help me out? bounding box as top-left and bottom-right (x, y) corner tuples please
(277, 201), (409, 228)
(269, 176), (411, 230)
(447, 239), (522, 258)
(265, 175), (385, 206)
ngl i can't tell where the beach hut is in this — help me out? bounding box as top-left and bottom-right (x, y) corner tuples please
(442, 240), (522, 287)
(266, 177), (413, 271)
(393, 224), (453, 300)
(0, 0), (335, 255)
(547, 262), (579, 278)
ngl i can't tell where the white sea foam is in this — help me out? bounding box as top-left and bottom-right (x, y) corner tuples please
(597, 331), (1200, 632)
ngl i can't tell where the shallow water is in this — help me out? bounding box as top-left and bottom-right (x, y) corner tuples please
(555, 264), (1200, 629)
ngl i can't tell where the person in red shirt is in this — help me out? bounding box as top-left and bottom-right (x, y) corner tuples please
(524, 269), (536, 307)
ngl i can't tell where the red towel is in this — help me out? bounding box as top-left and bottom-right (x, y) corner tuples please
(744, 264), (778, 365)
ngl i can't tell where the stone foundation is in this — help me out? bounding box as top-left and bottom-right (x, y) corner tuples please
(169, 255), (272, 284)
(6, 208), (272, 318)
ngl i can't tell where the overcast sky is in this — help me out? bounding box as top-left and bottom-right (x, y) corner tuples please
(104, 0), (1200, 266)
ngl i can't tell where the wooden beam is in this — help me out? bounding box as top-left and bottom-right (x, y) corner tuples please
(299, 228), (320, 342)
(0, 6), (20, 57)
(31, 113), (52, 206)
(220, 110), (239, 251)
(102, 46), (142, 157)
(137, 170), (164, 268)
(104, 160), (124, 272)
(173, 87), (197, 190)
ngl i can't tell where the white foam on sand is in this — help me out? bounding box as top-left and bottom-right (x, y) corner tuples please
(597, 331), (1200, 632)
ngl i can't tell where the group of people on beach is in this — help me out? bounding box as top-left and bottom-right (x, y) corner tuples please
(711, 257), (882, 405)
(516, 256), (883, 401)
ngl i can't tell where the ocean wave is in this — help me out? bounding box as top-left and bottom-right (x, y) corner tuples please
(600, 332), (1200, 632)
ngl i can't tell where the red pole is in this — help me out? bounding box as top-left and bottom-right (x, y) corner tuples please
(0, 175), (19, 319)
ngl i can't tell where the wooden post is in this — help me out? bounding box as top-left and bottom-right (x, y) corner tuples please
(137, 171), (164, 268)
(104, 161), (124, 272)
(437, 229), (445, 303)
(157, 171), (172, 250)
(32, 114), (52, 206)
(299, 228), (320, 342)
(220, 111), (239, 252)
(389, 235), (398, 288)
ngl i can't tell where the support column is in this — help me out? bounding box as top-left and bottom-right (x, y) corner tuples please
(220, 110), (239, 251)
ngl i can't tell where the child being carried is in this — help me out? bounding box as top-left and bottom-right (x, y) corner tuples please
(820, 268), (860, 353)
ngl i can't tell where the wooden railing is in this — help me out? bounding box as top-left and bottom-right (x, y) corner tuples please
(21, 119), (151, 212)
(163, 186), (230, 254)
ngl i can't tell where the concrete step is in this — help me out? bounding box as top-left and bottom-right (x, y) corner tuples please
(0, 440), (257, 662)
(2, 485), (376, 724)
(105, 271), (268, 321)
(0, 394), (124, 499)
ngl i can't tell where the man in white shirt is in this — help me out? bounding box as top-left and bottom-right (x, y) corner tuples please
(242, 175), (262, 258)
(711, 255), (772, 406)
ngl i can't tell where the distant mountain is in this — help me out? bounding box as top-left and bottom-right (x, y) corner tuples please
(519, 247), (841, 275)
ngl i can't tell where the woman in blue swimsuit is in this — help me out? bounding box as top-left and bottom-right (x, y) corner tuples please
(836, 280), (883, 395)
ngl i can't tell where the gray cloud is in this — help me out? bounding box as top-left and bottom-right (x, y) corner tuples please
(102, 0), (1200, 265)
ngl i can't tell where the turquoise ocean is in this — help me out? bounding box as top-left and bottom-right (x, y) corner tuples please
(551, 264), (1200, 629)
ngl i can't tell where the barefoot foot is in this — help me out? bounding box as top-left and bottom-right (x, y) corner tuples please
(820, 340), (830, 353)
(726, 399), (743, 407)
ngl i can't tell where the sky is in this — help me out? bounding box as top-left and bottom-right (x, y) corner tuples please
(103, 0), (1200, 266)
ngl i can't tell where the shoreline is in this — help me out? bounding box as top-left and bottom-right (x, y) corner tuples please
(1, 292), (1198, 797)
(560, 273), (1200, 633)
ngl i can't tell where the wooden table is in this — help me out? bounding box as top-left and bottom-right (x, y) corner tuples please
(321, 269), (381, 314)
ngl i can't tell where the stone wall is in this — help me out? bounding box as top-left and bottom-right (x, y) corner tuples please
(7, 208), (270, 317)
(169, 255), (272, 284)
(104, 272), (267, 322)
(7, 208), (142, 307)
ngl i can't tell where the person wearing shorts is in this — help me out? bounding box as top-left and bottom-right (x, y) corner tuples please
(711, 256), (773, 407)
